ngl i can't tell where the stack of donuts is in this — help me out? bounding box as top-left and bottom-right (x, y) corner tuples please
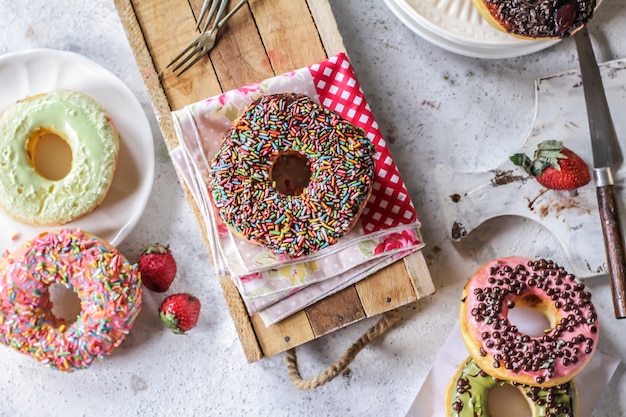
(447, 256), (599, 416)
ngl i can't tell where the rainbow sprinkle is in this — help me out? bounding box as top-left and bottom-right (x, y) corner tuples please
(209, 93), (376, 256)
(0, 229), (142, 372)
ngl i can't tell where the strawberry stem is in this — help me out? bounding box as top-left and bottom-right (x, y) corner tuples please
(143, 243), (170, 255)
(510, 140), (567, 177)
(160, 311), (185, 334)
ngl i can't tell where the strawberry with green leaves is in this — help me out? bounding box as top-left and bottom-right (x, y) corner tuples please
(138, 244), (177, 292)
(159, 293), (201, 334)
(510, 140), (591, 191)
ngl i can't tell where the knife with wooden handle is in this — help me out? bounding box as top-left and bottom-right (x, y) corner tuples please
(575, 26), (626, 318)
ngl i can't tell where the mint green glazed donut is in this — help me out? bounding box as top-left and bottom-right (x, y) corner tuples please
(0, 90), (119, 225)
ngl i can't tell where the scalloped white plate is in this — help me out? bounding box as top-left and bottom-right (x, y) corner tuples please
(384, 0), (560, 59)
(0, 49), (154, 254)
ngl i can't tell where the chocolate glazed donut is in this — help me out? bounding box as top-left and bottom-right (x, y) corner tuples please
(473, 0), (597, 39)
(209, 93), (376, 256)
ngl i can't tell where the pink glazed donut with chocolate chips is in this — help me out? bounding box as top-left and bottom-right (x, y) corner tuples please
(460, 257), (598, 387)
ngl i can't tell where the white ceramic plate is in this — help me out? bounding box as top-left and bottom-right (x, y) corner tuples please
(384, 0), (560, 59)
(0, 49), (154, 254)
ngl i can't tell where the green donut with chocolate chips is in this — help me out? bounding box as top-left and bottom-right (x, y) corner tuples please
(446, 357), (577, 417)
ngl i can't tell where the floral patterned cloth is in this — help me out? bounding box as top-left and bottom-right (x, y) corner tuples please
(170, 53), (425, 325)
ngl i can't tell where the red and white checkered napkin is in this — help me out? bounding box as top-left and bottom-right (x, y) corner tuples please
(170, 53), (424, 325)
(310, 55), (418, 234)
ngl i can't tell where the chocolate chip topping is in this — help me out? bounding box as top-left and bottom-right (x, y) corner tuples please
(469, 259), (598, 384)
(451, 358), (576, 416)
(483, 0), (596, 39)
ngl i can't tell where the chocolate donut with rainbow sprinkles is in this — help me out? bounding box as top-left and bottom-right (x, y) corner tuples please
(460, 256), (598, 387)
(209, 93), (376, 256)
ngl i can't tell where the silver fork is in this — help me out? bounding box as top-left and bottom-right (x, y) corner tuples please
(167, 0), (249, 76)
(195, 0), (227, 32)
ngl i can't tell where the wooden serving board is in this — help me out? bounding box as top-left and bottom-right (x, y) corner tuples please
(114, 0), (435, 362)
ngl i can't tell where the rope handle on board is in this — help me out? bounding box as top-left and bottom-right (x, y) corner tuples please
(285, 309), (402, 390)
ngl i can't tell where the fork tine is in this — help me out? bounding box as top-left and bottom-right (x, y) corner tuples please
(195, 0), (212, 31)
(170, 29), (218, 73)
(166, 40), (198, 68)
(196, 0), (217, 32)
(170, 0), (249, 75)
(200, 0), (228, 33)
(214, 0), (249, 31)
(171, 44), (205, 73)
(175, 49), (211, 76)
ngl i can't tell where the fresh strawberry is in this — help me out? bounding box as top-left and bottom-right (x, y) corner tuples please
(510, 140), (591, 190)
(159, 293), (201, 334)
(138, 244), (177, 292)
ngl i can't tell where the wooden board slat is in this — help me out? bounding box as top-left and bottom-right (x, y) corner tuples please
(115, 0), (435, 363)
(249, 0), (327, 75)
(306, 286), (366, 337)
(207, 2), (272, 90)
(356, 266), (418, 317)
(250, 311), (314, 356)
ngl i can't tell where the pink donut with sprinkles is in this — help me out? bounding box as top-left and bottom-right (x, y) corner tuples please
(460, 257), (599, 387)
(0, 229), (142, 372)
(209, 93), (376, 256)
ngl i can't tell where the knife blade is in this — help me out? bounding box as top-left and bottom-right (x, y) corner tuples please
(575, 26), (626, 319)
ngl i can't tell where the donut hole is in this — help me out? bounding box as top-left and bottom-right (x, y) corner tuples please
(508, 306), (552, 337)
(27, 128), (73, 181)
(270, 151), (311, 196)
(49, 283), (82, 325)
(488, 384), (532, 417)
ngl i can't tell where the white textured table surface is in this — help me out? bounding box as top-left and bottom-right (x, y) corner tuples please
(1, 1), (625, 416)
